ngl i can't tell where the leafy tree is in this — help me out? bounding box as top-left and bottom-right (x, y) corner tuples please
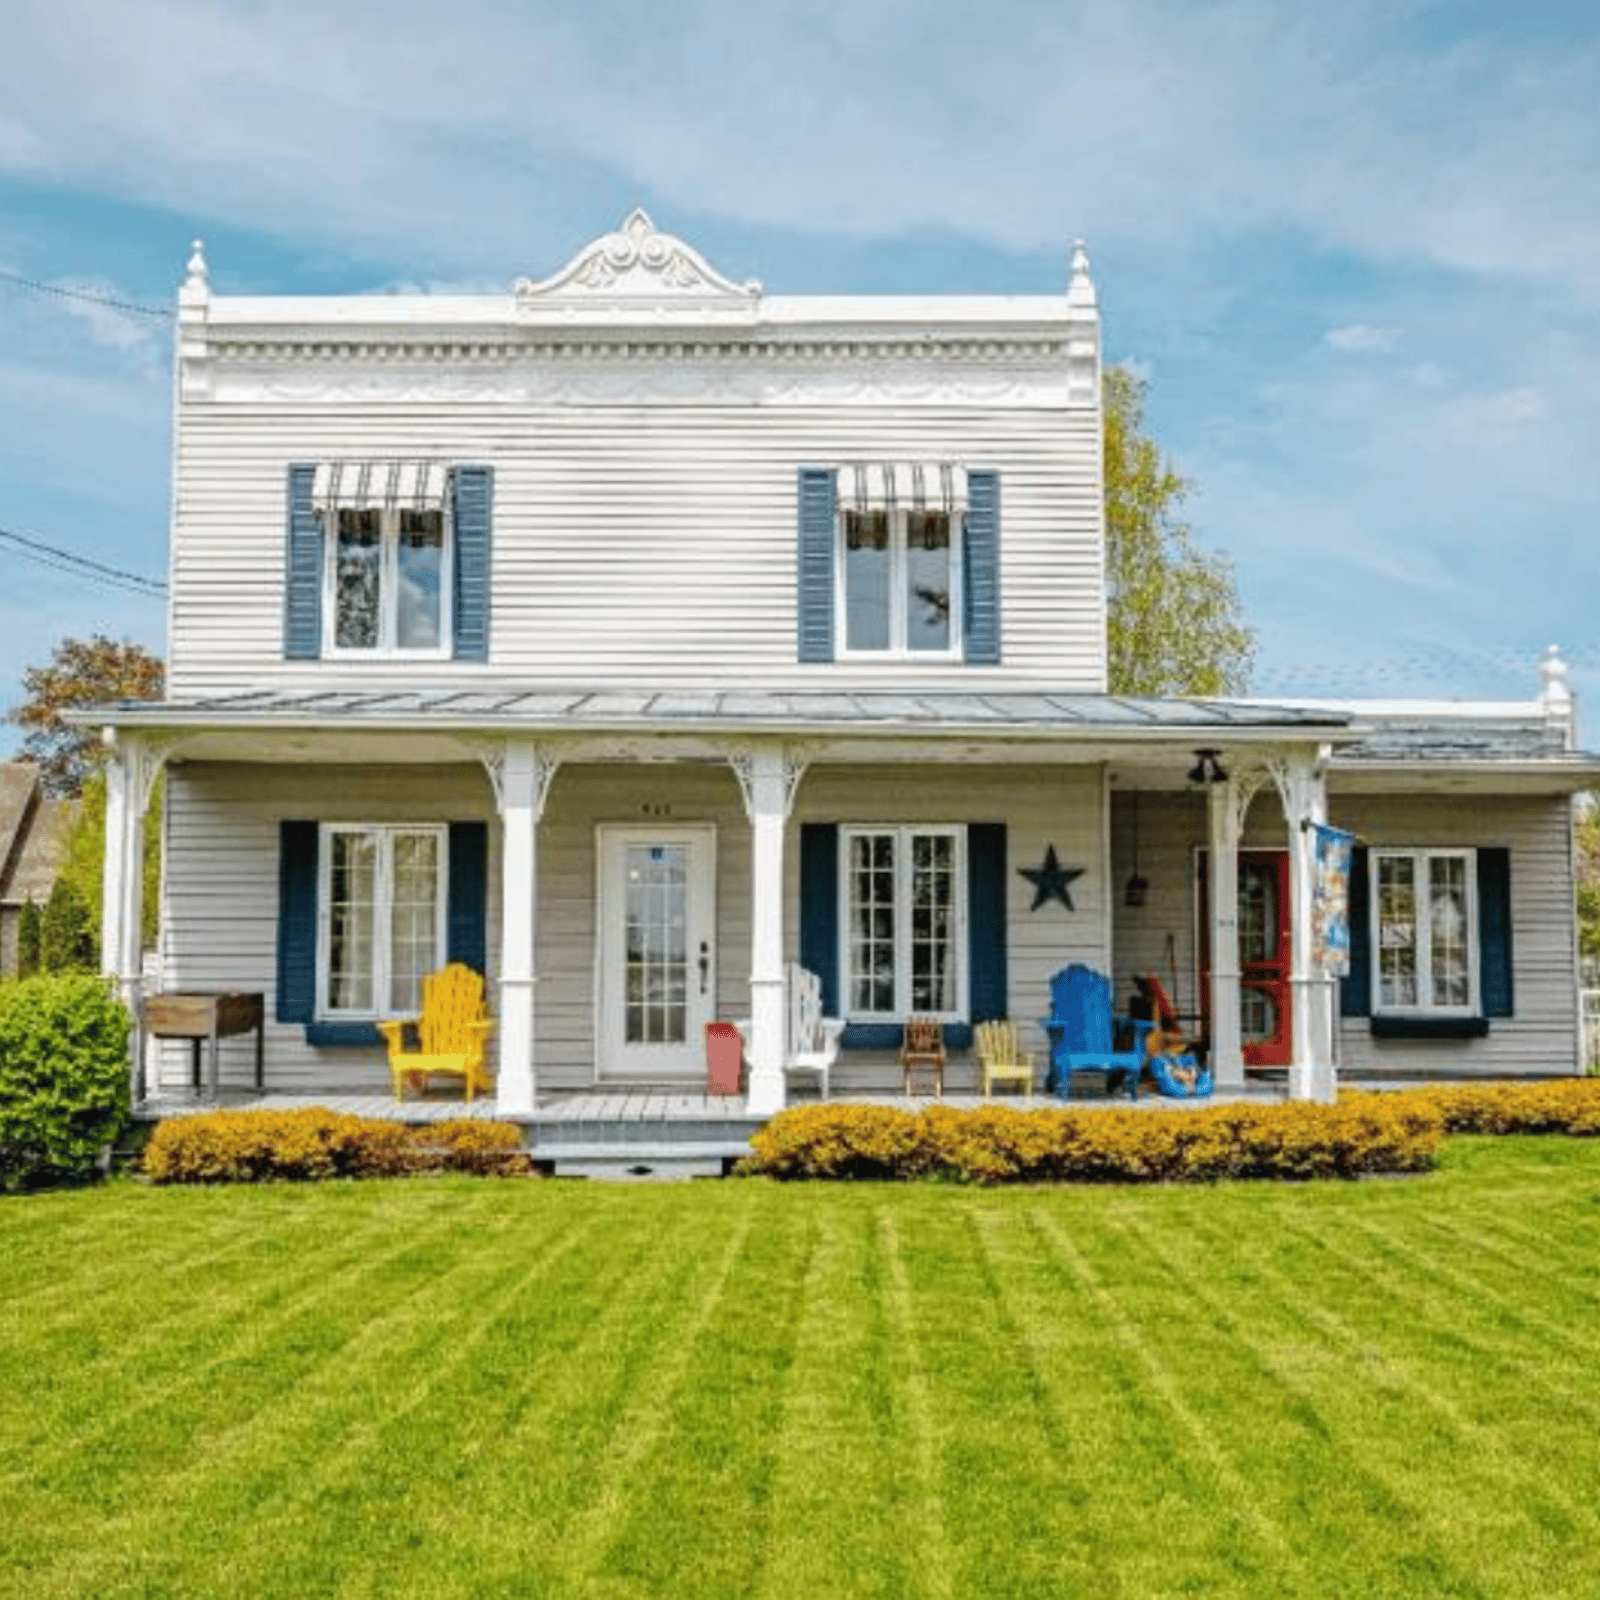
(1576, 800), (1600, 969)
(54, 770), (162, 965)
(1103, 366), (1255, 696)
(40, 876), (96, 973)
(15, 897), (40, 978)
(12, 634), (163, 797)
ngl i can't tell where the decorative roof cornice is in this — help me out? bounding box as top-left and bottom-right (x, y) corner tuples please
(513, 209), (762, 316)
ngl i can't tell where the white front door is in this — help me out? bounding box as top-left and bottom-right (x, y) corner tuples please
(596, 825), (717, 1080)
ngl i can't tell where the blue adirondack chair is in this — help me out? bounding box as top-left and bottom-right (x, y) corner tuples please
(1041, 965), (1151, 1102)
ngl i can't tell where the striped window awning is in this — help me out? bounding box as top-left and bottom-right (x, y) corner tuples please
(312, 460), (451, 515)
(836, 462), (969, 515)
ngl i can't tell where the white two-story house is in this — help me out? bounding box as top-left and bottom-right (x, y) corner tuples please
(94, 212), (1598, 1117)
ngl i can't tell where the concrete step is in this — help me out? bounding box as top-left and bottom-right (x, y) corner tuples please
(533, 1140), (754, 1181)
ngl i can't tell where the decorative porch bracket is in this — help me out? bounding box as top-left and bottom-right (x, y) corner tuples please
(729, 743), (809, 1116)
(100, 729), (178, 1101)
(1206, 766), (1269, 1091)
(477, 739), (560, 1118)
(1265, 746), (1336, 1104)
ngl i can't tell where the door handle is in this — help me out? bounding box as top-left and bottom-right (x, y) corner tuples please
(699, 942), (710, 995)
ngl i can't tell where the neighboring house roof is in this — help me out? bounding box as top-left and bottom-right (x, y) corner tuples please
(0, 763), (72, 909)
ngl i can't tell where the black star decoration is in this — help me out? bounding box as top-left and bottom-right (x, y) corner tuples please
(1019, 845), (1085, 912)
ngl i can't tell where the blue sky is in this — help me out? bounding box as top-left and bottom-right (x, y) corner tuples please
(1, 0), (1597, 732)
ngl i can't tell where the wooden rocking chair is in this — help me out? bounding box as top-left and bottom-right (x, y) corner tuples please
(377, 963), (495, 1102)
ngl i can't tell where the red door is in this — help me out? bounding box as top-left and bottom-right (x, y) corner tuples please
(1198, 851), (1292, 1068)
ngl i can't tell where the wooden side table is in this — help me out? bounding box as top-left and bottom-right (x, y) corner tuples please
(141, 992), (265, 1097)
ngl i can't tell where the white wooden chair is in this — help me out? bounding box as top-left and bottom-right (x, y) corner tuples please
(732, 965), (844, 1099)
(784, 962), (844, 1099)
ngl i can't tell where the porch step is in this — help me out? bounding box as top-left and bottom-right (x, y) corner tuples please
(531, 1140), (754, 1181)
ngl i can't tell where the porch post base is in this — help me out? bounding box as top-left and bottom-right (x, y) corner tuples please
(745, 974), (786, 1116)
(495, 975), (537, 1118)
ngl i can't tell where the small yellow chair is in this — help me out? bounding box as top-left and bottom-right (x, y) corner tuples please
(975, 1019), (1034, 1098)
(377, 963), (495, 1102)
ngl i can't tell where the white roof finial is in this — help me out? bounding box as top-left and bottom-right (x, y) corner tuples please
(185, 239), (208, 289)
(1539, 644), (1575, 746)
(1067, 238), (1097, 311)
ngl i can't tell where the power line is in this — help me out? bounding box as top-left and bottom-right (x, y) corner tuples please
(0, 267), (173, 321)
(0, 525), (166, 599)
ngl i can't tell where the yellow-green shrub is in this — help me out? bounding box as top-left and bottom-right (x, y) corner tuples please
(141, 1108), (527, 1184)
(740, 1098), (1447, 1184)
(1371, 1080), (1600, 1136)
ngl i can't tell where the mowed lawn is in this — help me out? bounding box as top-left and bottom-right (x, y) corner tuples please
(3, 1141), (1599, 1599)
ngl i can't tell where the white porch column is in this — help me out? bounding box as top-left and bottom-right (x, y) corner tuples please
(483, 741), (558, 1119)
(731, 744), (806, 1117)
(1271, 748), (1336, 1103)
(1206, 776), (1246, 1090)
(100, 730), (164, 1101)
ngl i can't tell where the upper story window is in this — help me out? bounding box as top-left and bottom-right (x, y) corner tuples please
(1372, 848), (1478, 1015)
(329, 506), (451, 655)
(285, 460), (494, 664)
(798, 463), (1000, 666)
(840, 507), (958, 656)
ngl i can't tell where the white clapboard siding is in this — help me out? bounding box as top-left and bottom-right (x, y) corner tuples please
(161, 758), (1108, 1095)
(1107, 789), (1580, 1077)
(167, 403), (1106, 696)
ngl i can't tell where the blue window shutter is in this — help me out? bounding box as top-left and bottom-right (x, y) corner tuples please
(448, 821), (488, 975)
(797, 468), (836, 663)
(1341, 846), (1371, 1018)
(452, 464), (493, 662)
(277, 820), (319, 1024)
(967, 823), (1008, 1028)
(799, 823), (839, 1014)
(963, 469), (1001, 665)
(1477, 847), (1514, 1017)
(283, 464), (322, 659)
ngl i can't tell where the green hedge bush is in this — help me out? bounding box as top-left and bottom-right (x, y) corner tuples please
(141, 1108), (529, 1184)
(740, 1097), (1448, 1184)
(0, 973), (131, 1191)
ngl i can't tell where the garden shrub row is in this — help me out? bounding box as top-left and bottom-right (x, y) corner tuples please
(1393, 1078), (1600, 1136)
(739, 1098), (1450, 1184)
(141, 1108), (528, 1184)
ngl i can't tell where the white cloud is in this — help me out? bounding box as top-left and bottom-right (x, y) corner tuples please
(1, 0), (1598, 304)
(1324, 324), (1401, 355)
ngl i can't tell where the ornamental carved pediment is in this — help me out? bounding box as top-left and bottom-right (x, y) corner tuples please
(513, 209), (762, 315)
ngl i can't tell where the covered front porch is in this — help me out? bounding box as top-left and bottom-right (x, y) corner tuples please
(94, 687), (1358, 1124)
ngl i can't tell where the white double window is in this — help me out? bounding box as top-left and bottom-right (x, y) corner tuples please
(326, 506), (452, 656)
(1372, 848), (1477, 1014)
(318, 825), (447, 1019)
(842, 826), (965, 1020)
(838, 507), (961, 657)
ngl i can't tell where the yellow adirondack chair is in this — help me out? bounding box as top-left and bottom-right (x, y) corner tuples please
(377, 964), (495, 1102)
(975, 1019), (1034, 1098)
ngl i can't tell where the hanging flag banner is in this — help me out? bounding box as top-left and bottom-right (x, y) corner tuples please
(1311, 823), (1356, 975)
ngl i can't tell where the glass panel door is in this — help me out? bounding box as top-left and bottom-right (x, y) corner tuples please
(598, 826), (717, 1080)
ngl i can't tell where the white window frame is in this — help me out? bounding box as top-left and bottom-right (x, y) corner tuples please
(1370, 847), (1479, 1017)
(316, 823), (449, 1020)
(323, 504), (454, 659)
(839, 824), (967, 1023)
(834, 506), (964, 661)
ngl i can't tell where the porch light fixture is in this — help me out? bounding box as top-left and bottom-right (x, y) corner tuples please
(1187, 748), (1229, 785)
(1124, 790), (1149, 908)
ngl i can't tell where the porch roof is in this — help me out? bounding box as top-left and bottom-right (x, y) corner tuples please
(84, 684), (1352, 741)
